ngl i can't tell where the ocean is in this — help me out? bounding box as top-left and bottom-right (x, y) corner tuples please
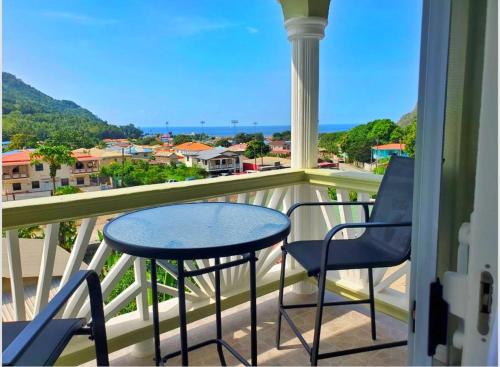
(140, 123), (356, 137)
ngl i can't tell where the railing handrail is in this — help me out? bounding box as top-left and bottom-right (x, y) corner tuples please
(2, 168), (381, 229)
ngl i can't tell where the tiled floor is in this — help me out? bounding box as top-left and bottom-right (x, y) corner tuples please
(94, 287), (408, 366)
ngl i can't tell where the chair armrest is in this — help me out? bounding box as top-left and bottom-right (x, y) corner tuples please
(287, 201), (374, 230)
(312, 221), (412, 275)
(3, 270), (105, 366)
(322, 221), (412, 249)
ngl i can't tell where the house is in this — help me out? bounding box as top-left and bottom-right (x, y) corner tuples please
(2, 149), (100, 198)
(184, 148), (241, 176)
(173, 142), (212, 156)
(73, 147), (132, 167)
(269, 140), (291, 156)
(106, 144), (153, 160)
(242, 156), (291, 172)
(152, 150), (181, 165)
(226, 143), (247, 154)
(371, 143), (408, 160)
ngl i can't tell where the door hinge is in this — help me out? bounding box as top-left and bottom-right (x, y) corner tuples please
(427, 278), (449, 356)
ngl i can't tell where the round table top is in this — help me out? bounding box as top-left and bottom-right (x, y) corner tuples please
(103, 202), (291, 260)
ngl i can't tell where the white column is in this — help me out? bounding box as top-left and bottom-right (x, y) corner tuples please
(286, 17), (327, 294)
(286, 17), (327, 169)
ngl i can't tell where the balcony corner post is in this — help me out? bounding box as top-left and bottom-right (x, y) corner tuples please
(279, 0), (330, 294)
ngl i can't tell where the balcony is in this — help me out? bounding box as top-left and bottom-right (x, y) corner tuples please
(71, 167), (99, 174)
(3, 168), (409, 365)
(3, 172), (29, 180)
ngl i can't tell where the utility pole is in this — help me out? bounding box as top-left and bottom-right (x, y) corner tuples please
(253, 121), (258, 134)
(231, 119), (239, 131)
(165, 120), (169, 135)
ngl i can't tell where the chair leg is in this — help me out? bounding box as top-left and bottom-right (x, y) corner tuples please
(310, 268), (327, 366)
(368, 268), (377, 340)
(275, 250), (287, 350)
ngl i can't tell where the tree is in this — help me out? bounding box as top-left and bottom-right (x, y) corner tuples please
(120, 124), (143, 139)
(173, 134), (193, 146)
(339, 125), (373, 163)
(403, 119), (417, 158)
(318, 132), (345, 155)
(30, 145), (76, 193)
(214, 138), (231, 148)
(55, 186), (82, 250)
(234, 132), (264, 144)
(7, 133), (38, 150)
(272, 130), (291, 141)
(366, 119), (397, 144)
(244, 140), (270, 159)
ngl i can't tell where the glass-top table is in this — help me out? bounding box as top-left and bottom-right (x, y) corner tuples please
(104, 202), (291, 366)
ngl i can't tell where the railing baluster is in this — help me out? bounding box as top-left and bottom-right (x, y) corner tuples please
(104, 283), (141, 322)
(63, 239), (112, 318)
(59, 217), (97, 290)
(6, 230), (26, 321)
(34, 223), (60, 315)
(134, 258), (149, 321)
(78, 253), (135, 319)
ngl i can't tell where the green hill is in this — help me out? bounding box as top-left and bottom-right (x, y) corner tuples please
(2, 72), (142, 149)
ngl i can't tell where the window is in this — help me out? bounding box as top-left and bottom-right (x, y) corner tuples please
(35, 163), (44, 171)
(12, 166), (19, 174)
(61, 178), (69, 186)
(75, 162), (84, 169)
(32, 181), (40, 189)
(222, 159), (226, 165)
(12, 183), (21, 191)
(76, 177), (85, 185)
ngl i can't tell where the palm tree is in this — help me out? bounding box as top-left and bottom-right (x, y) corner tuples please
(30, 145), (76, 194)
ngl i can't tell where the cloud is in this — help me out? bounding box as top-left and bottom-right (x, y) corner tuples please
(42, 11), (118, 26)
(167, 16), (235, 37)
(246, 26), (259, 34)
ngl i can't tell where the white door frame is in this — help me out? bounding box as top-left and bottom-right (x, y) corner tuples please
(407, 0), (452, 365)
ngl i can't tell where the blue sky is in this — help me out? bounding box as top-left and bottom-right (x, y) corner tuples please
(4, 0), (422, 127)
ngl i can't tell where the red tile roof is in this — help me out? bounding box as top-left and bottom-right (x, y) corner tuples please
(2, 150), (32, 165)
(173, 142), (212, 151)
(372, 143), (406, 150)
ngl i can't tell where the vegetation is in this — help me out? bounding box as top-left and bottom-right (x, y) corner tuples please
(54, 186), (82, 251)
(99, 160), (207, 187)
(2, 72), (143, 149)
(30, 144), (76, 193)
(213, 138), (232, 147)
(318, 132), (345, 155)
(234, 132), (264, 144)
(173, 134), (193, 146)
(402, 119), (417, 158)
(272, 130), (291, 141)
(244, 140), (270, 159)
(132, 135), (162, 146)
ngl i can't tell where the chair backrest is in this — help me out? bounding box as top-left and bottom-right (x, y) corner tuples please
(365, 156), (414, 260)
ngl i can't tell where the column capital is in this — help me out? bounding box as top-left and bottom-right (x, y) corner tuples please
(284, 17), (327, 40)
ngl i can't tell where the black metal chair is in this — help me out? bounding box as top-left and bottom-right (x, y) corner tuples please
(276, 156), (414, 365)
(2, 270), (109, 366)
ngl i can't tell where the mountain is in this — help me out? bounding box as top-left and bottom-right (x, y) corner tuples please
(397, 106), (417, 127)
(2, 72), (101, 120)
(2, 72), (142, 148)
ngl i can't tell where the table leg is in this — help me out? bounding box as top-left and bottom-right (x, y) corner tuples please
(249, 252), (257, 366)
(150, 259), (162, 366)
(178, 260), (189, 366)
(215, 258), (227, 366)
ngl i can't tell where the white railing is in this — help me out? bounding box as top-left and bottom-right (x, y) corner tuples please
(2, 168), (409, 364)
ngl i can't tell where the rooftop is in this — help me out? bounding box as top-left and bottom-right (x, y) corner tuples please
(372, 143), (406, 150)
(173, 142), (212, 151)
